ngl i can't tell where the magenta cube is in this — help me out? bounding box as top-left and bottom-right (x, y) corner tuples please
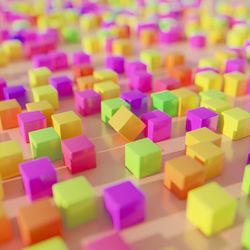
(121, 90), (147, 116)
(0, 78), (7, 100)
(18, 111), (47, 143)
(224, 58), (247, 73)
(72, 51), (91, 65)
(125, 60), (147, 76)
(141, 110), (172, 142)
(105, 37), (115, 54)
(189, 33), (206, 49)
(62, 135), (96, 174)
(32, 54), (52, 69)
(75, 90), (101, 116)
(49, 51), (69, 71)
(84, 233), (132, 250)
(247, 149), (250, 164)
(186, 107), (219, 132)
(105, 56), (125, 74)
(154, 77), (180, 91)
(129, 71), (152, 92)
(103, 180), (145, 230)
(50, 76), (73, 97)
(3, 85), (27, 108)
(19, 157), (57, 202)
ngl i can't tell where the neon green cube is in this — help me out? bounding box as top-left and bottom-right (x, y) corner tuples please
(52, 176), (97, 228)
(241, 216), (250, 249)
(242, 165), (250, 195)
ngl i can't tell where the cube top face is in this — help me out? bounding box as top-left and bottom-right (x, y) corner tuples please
(202, 98), (231, 113)
(188, 182), (237, 211)
(222, 107), (250, 122)
(196, 70), (219, 79)
(187, 107), (217, 120)
(52, 176), (95, 207)
(0, 99), (21, 111)
(26, 101), (53, 112)
(52, 111), (81, 125)
(76, 89), (100, 99)
(102, 97), (129, 110)
(29, 128), (60, 146)
(50, 75), (72, 86)
(126, 138), (161, 157)
(121, 90), (146, 103)
(32, 85), (57, 96)
(199, 90), (227, 101)
(224, 71), (246, 82)
(151, 90), (177, 102)
(19, 157), (56, 180)
(18, 111), (45, 124)
(93, 69), (118, 80)
(141, 109), (171, 122)
(29, 67), (51, 77)
(171, 88), (198, 100)
(4, 85), (26, 97)
(103, 181), (145, 209)
(95, 81), (119, 92)
(0, 140), (21, 158)
(140, 49), (160, 58)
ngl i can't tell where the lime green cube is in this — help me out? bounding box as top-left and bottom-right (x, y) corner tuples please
(52, 176), (97, 228)
(62, 26), (80, 43)
(199, 90), (227, 105)
(29, 127), (62, 161)
(125, 138), (162, 179)
(151, 91), (178, 117)
(242, 165), (250, 195)
(140, 49), (161, 71)
(242, 216), (250, 249)
(101, 97), (130, 123)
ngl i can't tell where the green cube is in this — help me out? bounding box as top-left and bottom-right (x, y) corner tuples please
(52, 176), (97, 228)
(125, 138), (162, 179)
(62, 26), (80, 43)
(29, 127), (62, 161)
(199, 90), (227, 105)
(242, 165), (250, 195)
(151, 91), (178, 117)
(242, 216), (250, 249)
(101, 97), (130, 123)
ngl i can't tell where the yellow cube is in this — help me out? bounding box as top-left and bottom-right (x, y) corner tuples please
(187, 182), (237, 236)
(185, 127), (221, 148)
(28, 67), (52, 88)
(223, 72), (248, 97)
(2, 40), (23, 60)
(140, 49), (161, 72)
(171, 88), (200, 117)
(214, 50), (236, 71)
(94, 81), (120, 100)
(93, 69), (118, 83)
(82, 36), (101, 54)
(221, 107), (250, 140)
(186, 142), (224, 180)
(0, 140), (23, 179)
(0, 176), (3, 200)
(32, 86), (59, 110)
(80, 14), (100, 31)
(207, 28), (225, 45)
(0, 47), (9, 67)
(76, 76), (97, 91)
(198, 58), (219, 70)
(112, 39), (132, 57)
(52, 111), (82, 139)
(108, 106), (145, 141)
(195, 71), (223, 91)
(226, 29), (246, 48)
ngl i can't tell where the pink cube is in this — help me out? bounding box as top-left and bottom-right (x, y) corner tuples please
(189, 33), (206, 49)
(62, 135), (96, 174)
(72, 51), (91, 65)
(224, 58), (247, 73)
(83, 233), (132, 250)
(50, 75), (73, 97)
(32, 54), (52, 69)
(18, 111), (47, 143)
(141, 110), (172, 142)
(105, 55), (125, 74)
(49, 51), (69, 71)
(129, 71), (152, 92)
(154, 77), (180, 91)
(75, 90), (101, 116)
(125, 60), (147, 76)
(19, 157), (57, 202)
(105, 37), (115, 54)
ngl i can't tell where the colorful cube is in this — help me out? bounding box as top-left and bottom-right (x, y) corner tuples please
(18, 111), (47, 143)
(221, 107), (250, 140)
(171, 88), (199, 117)
(93, 69), (118, 83)
(82, 36), (101, 54)
(101, 97), (130, 123)
(105, 55), (125, 74)
(49, 51), (69, 71)
(72, 51), (91, 65)
(94, 81), (120, 100)
(186, 142), (224, 180)
(125, 60), (147, 76)
(140, 49), (161, 71)
(32, 85), (59, 110)
(29, 67), (52, 88)
(125, 138), (162, 179)
(112, 39), (132, 57)
(168, 66), (193, 86)
(0, 140), (23, 179)
(17, 198), (62, 245)
(186, 107), (218, 132)
(185, 127), (221, 147)
(19, 157), (57, 201)
(199, 90), (227, 105)
(241, 217), (250, 250)
(195, 71), (223, 91)
(0, 78), (7, 100)
(164, 155), (205, 199)
(0, 202), (12, 243)
(187, 182), (237, 236)
(62, 135), (96, 174)
(0, 99), (22, 130)
(108, 106), (145, 141)
(129, 71), (152, 92)
(242, 165), (250, 195)
(29, 127), (62, 161)
(50, 76), (73, 97)
(141, 110), (172, 142)
(0, 47), (9, 67)
(2, 39), (23, 60)
(32, 54), (52, 71)
(154, 77), (180, 92)
(151, 91), (178, 117)
(165, 52), (184, 69)
(52, 111), (82, 140)
(76, 76), (97, 91)
(52, 176), (97, 228)
(103, 181), (145, 229)
(72, 64), (94, 81)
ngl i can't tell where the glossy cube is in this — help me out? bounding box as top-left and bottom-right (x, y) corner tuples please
(29, 67), (52, 88)
(195, 71), (223, 91)
(129, 71), (152, 92)
(50, 76), (73, 97)
(94, 81), (120, 100)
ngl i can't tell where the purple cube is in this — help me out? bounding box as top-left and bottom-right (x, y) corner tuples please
(129, 71), (152, 92)
(247, 149), (250, 164)
(141, 110), (172, 142)
(103, 180), (145, 230)
(3, 85), (27, 108)
(224, 58), (246, 73)
(32, 54), (52, 69)
(186, 107), (219, 132)
(105, 56), (125, 74)
(72, 51), (91, 65)
(75, 90), (101, 116)
(49, 51), (69, 71)
(125, 60), (147, 76)
(18, 111), (47, 143)
(0, 78), (7, 100)
(50, 76), (73, 97)
(121, 90), (147, 116)
(19, 157), (57, 202)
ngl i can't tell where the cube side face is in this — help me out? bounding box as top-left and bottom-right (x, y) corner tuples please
(125, 145), (141, 178)
(0, 106), (21, 130)
(0, 215), (12, 243)
(241, 217), (250, 249)
(242, 165), (250, 194)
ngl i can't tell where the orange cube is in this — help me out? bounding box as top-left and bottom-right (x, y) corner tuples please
(165, 52), (185, 69)
(72, 64), (94, 82)
(0, 99), (22, 130)
(164, 155), (205, 199)
(76, 76), (97, 90)
(140, 28), (158, 47)
(17, 198), (63, 246)
(168, 65), (193, 86)
(0, 203), (12, 243)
